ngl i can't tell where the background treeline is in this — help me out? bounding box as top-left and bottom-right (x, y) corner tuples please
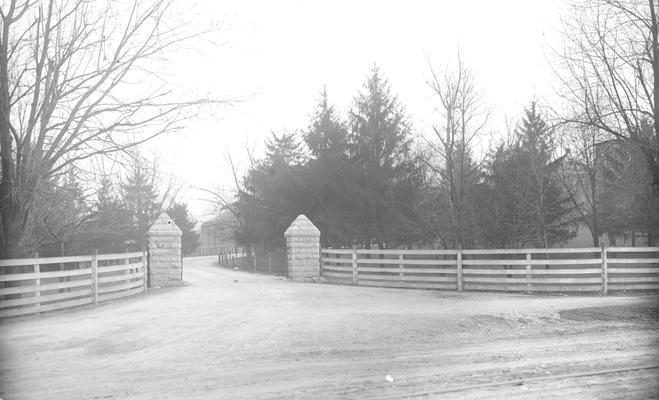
(225, 65), (658, 252)
(12, 156), (200, 257)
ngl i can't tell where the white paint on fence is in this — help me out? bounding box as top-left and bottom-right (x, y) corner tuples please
(0, 251), (147, 318)
(320, 247), (659, 293)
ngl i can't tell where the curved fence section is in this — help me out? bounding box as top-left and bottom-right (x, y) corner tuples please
(0, 252), (146, 318)
(321, 247), (659, 294)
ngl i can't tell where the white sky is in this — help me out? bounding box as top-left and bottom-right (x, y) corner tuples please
(146, 0), (569, 221)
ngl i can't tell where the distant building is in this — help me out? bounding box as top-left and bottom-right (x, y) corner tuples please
(197, 212), (240, 256)
(558, 157), (651, 248)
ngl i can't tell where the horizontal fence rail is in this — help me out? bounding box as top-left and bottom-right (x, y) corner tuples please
(321, 246), (659, 294)
(0, 251), (147, 318)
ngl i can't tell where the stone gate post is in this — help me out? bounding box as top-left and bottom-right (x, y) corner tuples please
(147, 213), (182, 288)
(284, 215), (320, 281)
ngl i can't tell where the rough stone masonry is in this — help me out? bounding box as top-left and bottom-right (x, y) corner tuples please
(284, 214), (321, 281)
(147, 212), (183, 287)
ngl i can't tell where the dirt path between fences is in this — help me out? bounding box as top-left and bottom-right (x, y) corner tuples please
(0, 256), (657, 399)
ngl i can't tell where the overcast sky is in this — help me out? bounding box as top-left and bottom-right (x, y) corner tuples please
(147, 0), (568, 221)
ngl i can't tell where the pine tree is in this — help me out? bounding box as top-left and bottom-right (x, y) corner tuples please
(122, 159), (161, 250)
(304, 87), (348, 160)
(264, 132), (306, 167)
(480, 103), (574, 248)
(166, 203), (200, 256)
(78, 176), (132, 253)
(302, 88), (354, 245)
(38, 169), (91, 255)
(240, 131), (310, 249)
(348, 65), (424, 247)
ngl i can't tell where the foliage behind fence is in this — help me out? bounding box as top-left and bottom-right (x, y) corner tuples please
(218, 248), (287, 277)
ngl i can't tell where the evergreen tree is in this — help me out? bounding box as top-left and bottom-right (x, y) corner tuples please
(479, 103), (574, 248)
(241, 132), (311, 249)
(348, 66), (424, 247)
(122, 158), (162, 250)
(599, 134), (659, 245)
(303, 89), (355, 246)
(78, 176), (132, 253)
(304, 87), (348, 160)
(166, 203), (200, 256)
(37, 169), (91, 256)
(264, 132), (306, 167)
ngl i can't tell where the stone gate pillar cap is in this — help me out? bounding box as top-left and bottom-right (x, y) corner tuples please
(284, 214), (320, 237)
(148, 212), (182, 237)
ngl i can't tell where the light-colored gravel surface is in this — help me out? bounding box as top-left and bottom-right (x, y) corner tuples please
(1, 256), (657, 399)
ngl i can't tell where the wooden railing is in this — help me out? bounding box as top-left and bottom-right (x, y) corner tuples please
(321, 247), (659, 294)
(0, 251), (146, 318)
(218, 249), (287, 276)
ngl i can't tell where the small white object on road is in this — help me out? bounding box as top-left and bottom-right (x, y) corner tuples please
(385, 375), (394, 383)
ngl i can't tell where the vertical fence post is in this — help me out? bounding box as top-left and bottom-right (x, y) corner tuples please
(124, 249), (130, 279)
(91, 249), (98, 304)
(352, 246), (358, 285)
(601, 244), (608, 295)
(142, 251), (147, 293)
(457, 246), (463, 292)
(398, 253), (404, 282)
(33, 252), (40, 313)
(526, 253), (532, 294)
(268, 253), (272, 274)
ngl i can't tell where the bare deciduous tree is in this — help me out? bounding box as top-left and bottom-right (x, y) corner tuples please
(0, 0), (215, 257)
(425, 55), (488, 248)
(202, 146), (257, 257)
(558, 0), (659, 191)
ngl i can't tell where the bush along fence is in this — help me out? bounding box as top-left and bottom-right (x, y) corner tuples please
(218, 248), (287, 276)
(320, 246), (659, 294)
(0, 251), (146, 318)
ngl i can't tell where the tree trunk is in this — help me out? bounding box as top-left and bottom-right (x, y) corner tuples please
(0, 198), (26, 259)
(650, 0), (659, 190)
(590, 229), (600, 247)
(588, 167), (600, 248)
(0, 14), (19, 259)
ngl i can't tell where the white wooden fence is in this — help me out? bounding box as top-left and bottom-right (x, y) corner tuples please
(321, 247), (659, 293)
(0, 251), (146, 318)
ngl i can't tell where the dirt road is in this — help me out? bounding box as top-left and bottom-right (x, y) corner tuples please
(1, 256), (658, 399)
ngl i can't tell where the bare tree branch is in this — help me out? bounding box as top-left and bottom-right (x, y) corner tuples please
(0, 0), (230, 257)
